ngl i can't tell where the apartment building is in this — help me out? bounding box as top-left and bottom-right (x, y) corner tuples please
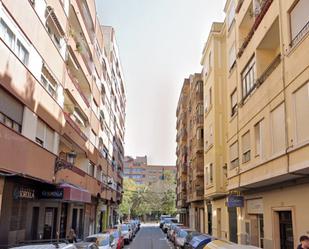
(176, 74), (205, 232)
(200, 22), (231, 241)
(176, 80), (190, 227)
(123, 156), (176, 186)
(223, 0), (309, 248)
(0, 0), (126, 246)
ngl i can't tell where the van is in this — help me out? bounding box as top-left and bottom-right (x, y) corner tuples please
(204, 240), (261, 249)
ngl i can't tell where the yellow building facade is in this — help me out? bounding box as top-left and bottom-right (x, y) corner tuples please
(224, 0), (309, 248)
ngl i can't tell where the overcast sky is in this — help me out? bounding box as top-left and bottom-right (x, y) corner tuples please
(96, 0), (225, 165)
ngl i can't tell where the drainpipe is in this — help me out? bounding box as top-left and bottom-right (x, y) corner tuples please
(278, 0), (291, 174)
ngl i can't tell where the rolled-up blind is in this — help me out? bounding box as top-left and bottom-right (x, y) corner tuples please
(290, 0), (309, 40)
(0, 88), (23, 124)
(242, 132), (250, 153)
(230, 141), (239, 161)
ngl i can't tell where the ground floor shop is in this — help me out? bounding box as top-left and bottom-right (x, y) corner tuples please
(0, 176), (118, 246)
(236, 181), (309, 249)
(189, 201), (204, 233)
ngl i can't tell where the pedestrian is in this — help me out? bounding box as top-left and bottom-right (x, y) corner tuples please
(67, 228), (77, 243)
(297, 235), (309, 249)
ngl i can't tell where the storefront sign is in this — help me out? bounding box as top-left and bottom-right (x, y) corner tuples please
(227, 195), (244, 208)
(13, 187), (36, 200)
(177, 208), (187, 214)
(40, 189), (64, 199)
(247, 198), (264, 214)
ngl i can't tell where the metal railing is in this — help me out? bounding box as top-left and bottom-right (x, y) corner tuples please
(290, 20), (309, 48)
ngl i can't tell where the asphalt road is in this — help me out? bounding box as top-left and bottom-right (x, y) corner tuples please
(124, 223), (174, 249)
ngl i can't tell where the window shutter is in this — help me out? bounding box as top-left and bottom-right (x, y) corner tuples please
(290, 0), (309, 40)
(36, 119), (45, 144)
(0, 88), (23, 124)
(45, 126), (54, 152)
(271, 104), (286, 154)
(242, 132), (250, 153)
(230, 142), (238, 161)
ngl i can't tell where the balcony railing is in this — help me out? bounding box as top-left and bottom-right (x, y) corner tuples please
(256, 54), (281, 86)
(290, 20), (309, 48)
(238, 0), (273, 58)
(64, 112), (88, 141)
(68, 70), (90, 107)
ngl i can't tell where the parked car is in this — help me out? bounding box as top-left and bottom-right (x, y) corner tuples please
(203, 240), (262, 249)
(167, 223), (183, 242)
(129, 220), (138, 236)
(120, 223), (133, 244)
(188, 234), (215, 249)
(10, 243), (77, 249)
(104, 229), (124, 249)
(160, 215), (171, 228)
(162, 218), (178, 233)
(174, 228), (201, 249)
(84, 233), (112, 249)
(75, 242), (99, 249)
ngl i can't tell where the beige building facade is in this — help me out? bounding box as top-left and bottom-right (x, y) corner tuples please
(177, 0), (309, 248)
(0, 0), (126, 246)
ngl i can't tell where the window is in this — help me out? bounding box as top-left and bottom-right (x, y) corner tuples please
(197, 128), (204, 140)
(242, 131), (251, 163)
(271, 104), (286, 154)
(229, 43), (236, 70)
(209, 125), (213, 146)
(41, 68), (57, 98)
(90, 129), (97, 146)
(209, 52), (212, 69)
(209, 87), (212, 107)
(206, 163), (213, 185)
(242, 57), (256, 99)
(0, 19), (15, 49)
(227, 0), (235, 29)
(290, 0), (309, 46)
(230, 141), (239, 169)
(88, 163), (95, 177)
(35, 119), (54, 152)
(231, 90), (238, 116)
(255, 120), (264, 157)
(0, 19), (29, 65)
(16, 40), (29, 65)
(294, 82), (309, 143)
(0, 88), (23, 133)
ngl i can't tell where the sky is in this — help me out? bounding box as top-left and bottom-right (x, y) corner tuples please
(96, 0), (226, 165)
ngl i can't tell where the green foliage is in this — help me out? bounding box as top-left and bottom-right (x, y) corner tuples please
(119, 170), (177, 218)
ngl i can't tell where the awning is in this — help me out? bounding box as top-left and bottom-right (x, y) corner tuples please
(59, 183), (91, 203)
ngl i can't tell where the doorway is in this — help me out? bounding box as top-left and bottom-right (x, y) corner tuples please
(31, 207), (39, 240)
(277, 211), (294, 249)
(258, 214), (264, 248)
(207, 204), (212, 235)
(229, 207), (238, 243)
(43, 207), (58, 240)
(217, 208), (222, 238)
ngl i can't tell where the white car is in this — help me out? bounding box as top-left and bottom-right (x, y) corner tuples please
(10, 244), (77, 249)
(120, 223), (133, 244)
(85, 233), (113, 249)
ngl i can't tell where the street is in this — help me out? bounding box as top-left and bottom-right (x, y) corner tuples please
(124, 223), (174, 249)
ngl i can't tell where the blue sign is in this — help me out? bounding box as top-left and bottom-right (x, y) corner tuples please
(227, 195), (244, 207)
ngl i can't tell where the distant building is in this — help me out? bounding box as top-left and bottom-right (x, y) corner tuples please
(123, 156), (176, 185)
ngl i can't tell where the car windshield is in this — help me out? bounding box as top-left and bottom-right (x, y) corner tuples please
(85, 237), (97, 243)
(121, 224), (129, 231)
(179, 230), (188, 238)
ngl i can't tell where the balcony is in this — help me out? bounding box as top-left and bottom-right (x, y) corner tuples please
(54, 158), (102, 197)
(238, 0), (273, 58)
(0, 123), (56, 182)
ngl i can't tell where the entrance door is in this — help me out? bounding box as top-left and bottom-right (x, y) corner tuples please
(229, 207), (238, 243)
(60, 203), (68, 239)
(72, 208), (78, 232)
(207, 204), (212, 235)
(258, 214), (264, 248)
(43, 207), (58, 240)
(78, 209), (84, 239)
(278, 211), (294, 249)
(217, 208), (222, 238)
(31, 207), (39, 240)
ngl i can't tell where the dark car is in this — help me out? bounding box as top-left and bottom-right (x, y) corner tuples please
(174, 229), (201, 249)
(187, 234), (215, 249)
